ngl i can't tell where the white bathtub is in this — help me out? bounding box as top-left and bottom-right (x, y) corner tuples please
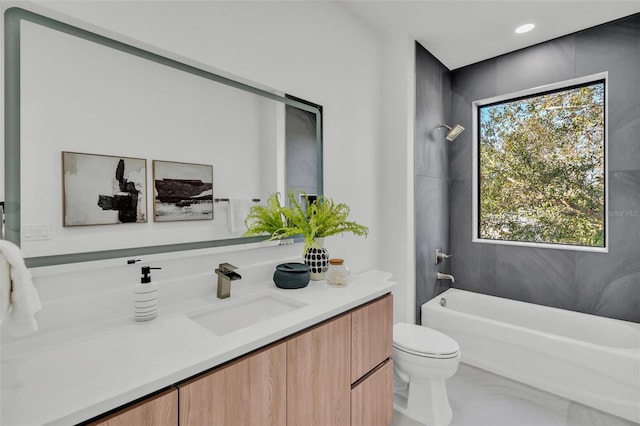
(421, 288), (640, 423)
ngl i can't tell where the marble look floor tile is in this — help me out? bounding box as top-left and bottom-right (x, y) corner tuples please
(391, 411), (423, 426)
(565, 402), (639, 426)
(447, 364), (569, 426)
(392, 363), (638, 426)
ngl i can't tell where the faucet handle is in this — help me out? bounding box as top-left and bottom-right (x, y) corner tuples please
(217, 263), (238, 273)
(435, 249), (452, 264)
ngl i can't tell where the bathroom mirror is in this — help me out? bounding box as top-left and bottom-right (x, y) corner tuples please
(4, 8), (323, 267)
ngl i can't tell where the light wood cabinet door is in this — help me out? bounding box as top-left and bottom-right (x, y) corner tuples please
(351, 360), (394, 426)
(88, 387), (178, 426)
(287, 314), (351, 426)
(351, 293), (393, 383)
(178, 343), (286, 426)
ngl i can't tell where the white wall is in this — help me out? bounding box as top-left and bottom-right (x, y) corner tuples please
(3, 0), (415, 323)
(379, 34), (416, 323)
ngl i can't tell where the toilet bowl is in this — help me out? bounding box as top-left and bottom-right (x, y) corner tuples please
(393, 322), (460, 426)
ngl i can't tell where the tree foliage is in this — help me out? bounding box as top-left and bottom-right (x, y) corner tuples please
(479, 82), (605, 247)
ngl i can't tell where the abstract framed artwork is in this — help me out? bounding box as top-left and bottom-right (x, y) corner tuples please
(153, 160), (214, 222)
(62, 151), (147, 226)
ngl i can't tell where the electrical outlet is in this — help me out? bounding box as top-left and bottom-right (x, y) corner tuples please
(22, 224), (53, 241)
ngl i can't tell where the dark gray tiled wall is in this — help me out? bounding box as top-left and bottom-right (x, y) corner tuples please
(286, 105), (319, 197)
(448, 14), (640, 322)
(414, 43), (452, 323)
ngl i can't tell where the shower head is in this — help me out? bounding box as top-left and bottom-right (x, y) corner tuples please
(436, 124), (465, 141)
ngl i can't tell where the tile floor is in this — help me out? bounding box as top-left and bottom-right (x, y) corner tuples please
(391, 363), (639, 426)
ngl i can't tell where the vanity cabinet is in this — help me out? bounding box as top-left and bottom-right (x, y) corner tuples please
(87, 293), (393, 426)
(178, 293), (393, 426)
(87, 387), (178, 426)
(178, 343), (286, 426)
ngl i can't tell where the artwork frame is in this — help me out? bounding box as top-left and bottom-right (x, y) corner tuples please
(153, 160), (214, 222)
(62, 151), (147, 226)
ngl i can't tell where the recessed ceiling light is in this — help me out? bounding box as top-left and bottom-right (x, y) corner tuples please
(515, 23), (535, 34)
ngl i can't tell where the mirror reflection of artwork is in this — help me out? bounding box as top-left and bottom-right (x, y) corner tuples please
(62, 152), (147, 226)
(153, 160), (214, 222)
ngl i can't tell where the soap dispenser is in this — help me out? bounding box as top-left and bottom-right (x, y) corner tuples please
(134, 266), (161, 322)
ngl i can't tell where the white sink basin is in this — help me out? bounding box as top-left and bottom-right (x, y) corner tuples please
(187, 292), (308, 335)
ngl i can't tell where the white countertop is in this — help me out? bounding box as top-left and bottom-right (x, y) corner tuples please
(1, 270), (395, 425)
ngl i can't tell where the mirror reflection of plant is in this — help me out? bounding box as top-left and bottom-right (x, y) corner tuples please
(244, 192), (368, 251)
(242, 194), (287, 237)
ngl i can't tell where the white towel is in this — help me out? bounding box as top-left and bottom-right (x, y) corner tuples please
(0, 253), (10, 324)
(0, 240), (42, 336)
(228, 199), (252, 234)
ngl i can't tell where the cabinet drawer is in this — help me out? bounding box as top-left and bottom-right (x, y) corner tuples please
(351, 293), (393, 383)
(351, 360), (394, 426)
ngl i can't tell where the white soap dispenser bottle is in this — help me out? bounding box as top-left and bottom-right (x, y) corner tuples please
(134, 266), (161, 322)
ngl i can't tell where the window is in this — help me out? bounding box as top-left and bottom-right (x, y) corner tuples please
(472, 74), (607, 251)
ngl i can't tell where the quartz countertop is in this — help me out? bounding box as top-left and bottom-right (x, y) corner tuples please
(1, 270), (395, 425)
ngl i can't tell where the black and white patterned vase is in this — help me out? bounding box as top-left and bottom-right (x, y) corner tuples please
(304, 238), (329, 281)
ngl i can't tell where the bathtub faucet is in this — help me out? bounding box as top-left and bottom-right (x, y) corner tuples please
(437, 272), (455, 283)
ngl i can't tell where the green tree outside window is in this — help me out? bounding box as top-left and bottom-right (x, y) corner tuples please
(478, 80), (605, 247)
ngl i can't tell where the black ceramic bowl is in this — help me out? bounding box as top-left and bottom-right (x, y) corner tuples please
(273, 262), (310, 289)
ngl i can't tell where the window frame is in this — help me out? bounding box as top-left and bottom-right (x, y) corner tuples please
(471, 72), (609, 253)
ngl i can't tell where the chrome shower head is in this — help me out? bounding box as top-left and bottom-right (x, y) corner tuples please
(436, 124), (465, 141)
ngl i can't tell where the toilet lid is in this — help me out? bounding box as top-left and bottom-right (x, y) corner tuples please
(393, 323), (459, 358)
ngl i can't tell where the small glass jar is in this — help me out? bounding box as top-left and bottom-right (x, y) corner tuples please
(326, 258), (350, 286)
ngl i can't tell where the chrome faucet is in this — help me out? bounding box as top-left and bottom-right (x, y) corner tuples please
(215, 263), (241, 299)
(436, 272), (455, 283)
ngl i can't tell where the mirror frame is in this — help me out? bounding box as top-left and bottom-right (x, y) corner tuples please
(4, 7), (323, 267)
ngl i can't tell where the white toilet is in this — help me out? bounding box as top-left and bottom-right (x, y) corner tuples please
(392, 322), (461, 426)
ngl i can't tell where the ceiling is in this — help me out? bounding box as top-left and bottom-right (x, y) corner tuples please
(342, 0), (640, 70)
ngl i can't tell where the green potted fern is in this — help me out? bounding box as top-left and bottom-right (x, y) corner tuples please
(244, 192), (368, 280)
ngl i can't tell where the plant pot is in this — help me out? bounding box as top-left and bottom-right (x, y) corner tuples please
(304, 237), (330, 280)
